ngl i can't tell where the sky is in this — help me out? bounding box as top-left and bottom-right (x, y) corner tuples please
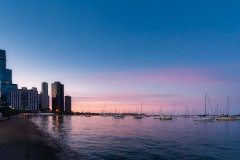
(0, 0), (240, 114)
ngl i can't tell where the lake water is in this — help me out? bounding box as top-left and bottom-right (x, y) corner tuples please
(31, 116), (240, 160)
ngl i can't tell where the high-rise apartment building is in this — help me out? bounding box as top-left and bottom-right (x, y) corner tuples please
(65, 96), (71, 113)
(0, 49), (18, 107)
(41, 82), (49, 110)
(52, 82), (64, 113)
(38, 93), (42, 110)
(10, 87), (38, 110)
(28, 87), (38, 110)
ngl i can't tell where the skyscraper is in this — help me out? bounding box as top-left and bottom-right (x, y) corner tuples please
(10, 87), (38, 110)
(51, 82), (64, 113)
(0, 49), (18, 107)
(28, 87), (38, 111)
(41, 82), (49, 111)
(38, 93), (42, 110)
(65, 96), (71, 113)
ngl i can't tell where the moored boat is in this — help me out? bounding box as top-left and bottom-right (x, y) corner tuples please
(153, 115), (160, 119)
(194, 93), (214, 122)
(216, 116), (237, 121)
(114, 114), (125, 119)
(194, 116), (214, 122)
(85, 113), (92, 117)
(159, 115), (173, 120)
(216, 96), (237, 121)
(133, 102), (144, 119)
(133, 114), (145, 119)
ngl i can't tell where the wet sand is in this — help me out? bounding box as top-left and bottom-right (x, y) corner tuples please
(0, 117), (76, 160)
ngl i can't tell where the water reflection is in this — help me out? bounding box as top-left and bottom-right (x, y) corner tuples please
(52, 115), (62, 134)
(32, 116), (240, 160)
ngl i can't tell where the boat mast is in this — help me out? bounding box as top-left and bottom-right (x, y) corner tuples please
(174, 105), (176, 117)
(227, 96), (230, 116)
(205, 93), (207, 116)
(105, 104), (106, 114)
(185, 105), (186, 116)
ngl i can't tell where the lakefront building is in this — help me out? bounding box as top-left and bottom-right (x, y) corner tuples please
(65, 96), (71, 113)
(41, 82), (49, 111)
(38, 93), (42, 110)
(0, 49), (18, 107)
(10, 87), (38, 110)
(52, 82), (64, 113)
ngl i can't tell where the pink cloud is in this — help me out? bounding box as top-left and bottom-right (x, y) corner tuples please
(72, 93), (179, 102)
(77, 67), (229, 85)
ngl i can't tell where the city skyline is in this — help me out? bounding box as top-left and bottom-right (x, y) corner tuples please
(1, 0), (240, 114)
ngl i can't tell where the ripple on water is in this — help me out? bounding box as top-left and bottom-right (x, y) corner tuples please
(32, 116), (240, 160)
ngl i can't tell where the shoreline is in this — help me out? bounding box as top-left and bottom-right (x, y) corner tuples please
(0, 117), (81, 160)
(30, 117), (83, 160)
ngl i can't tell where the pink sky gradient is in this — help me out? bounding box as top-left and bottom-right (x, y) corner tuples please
(66, 67), (240, 114)
(73, 67), (235, 85)
(13, 66), (240, 114)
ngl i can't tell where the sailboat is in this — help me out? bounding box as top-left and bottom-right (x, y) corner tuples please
(153, 107), (162, 119)
(133, 103), (144, 119)
(85, 105), (92, 117)
(194, 93), (214, 122)
(159, 114), (173, 120)
(101, 104), (108, 117)
(216, 96), (237, 121)
(113, 105), (125, 119)
(114, 114), (125, 119)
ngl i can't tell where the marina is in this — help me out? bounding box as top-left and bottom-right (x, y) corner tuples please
(31, 115), (240, 160)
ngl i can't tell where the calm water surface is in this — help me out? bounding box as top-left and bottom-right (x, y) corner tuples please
(31, 116), (240, 160)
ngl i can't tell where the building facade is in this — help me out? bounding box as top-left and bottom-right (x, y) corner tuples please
(38, 93), (42, 110)
(52, 82), (64, 113)
(0, 49), (18, 107)
(10, 87), (38, 110)
(41, 82), (49, 111)
(28, 87), (38, 110)
(65, 96), (71, 113)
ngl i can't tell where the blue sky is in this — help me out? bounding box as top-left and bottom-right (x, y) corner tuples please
(0, 0), (240, 114)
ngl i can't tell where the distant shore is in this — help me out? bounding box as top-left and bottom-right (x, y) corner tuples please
(0, 117), (79, 160)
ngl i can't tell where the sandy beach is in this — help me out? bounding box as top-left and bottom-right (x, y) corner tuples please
(0, 117), (77, 160)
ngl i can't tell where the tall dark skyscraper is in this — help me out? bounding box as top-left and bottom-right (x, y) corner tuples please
(51, 82), (64, 113)
(38, 93), (42, 110)
(0, 49), (18, 107)
(65, 96), (71, 113)
(41, 82), (49, 111)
